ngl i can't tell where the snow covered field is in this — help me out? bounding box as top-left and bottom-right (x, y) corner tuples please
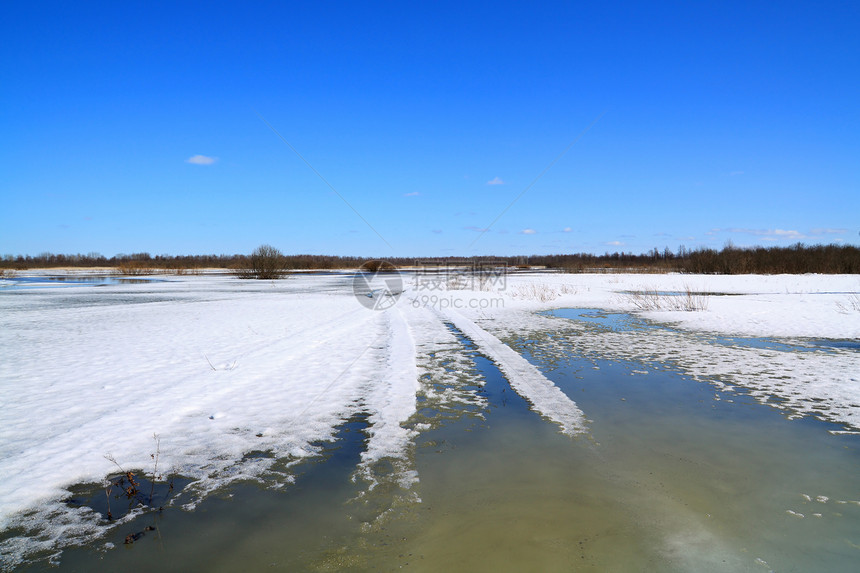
(1, 270), (858, 568)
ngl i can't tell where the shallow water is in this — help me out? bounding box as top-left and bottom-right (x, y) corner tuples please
(547, 307), (661, 332)
(0, 276), (160, 289)
(548, 307), (859, 354)
(10, 310), (860, 572)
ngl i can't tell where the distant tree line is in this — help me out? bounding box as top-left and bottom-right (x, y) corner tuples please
(2, 243), (858, 274)
(528, 243), (860, 274)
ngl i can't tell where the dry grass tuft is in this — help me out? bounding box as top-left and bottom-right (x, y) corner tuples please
(509, 283), (578, 302)
(624, 285), (709, 312)
(835, 293), (860, 313)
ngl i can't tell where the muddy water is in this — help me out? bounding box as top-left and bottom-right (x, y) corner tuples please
(18, 315), (860, 572)
(357, 346), (860, 571)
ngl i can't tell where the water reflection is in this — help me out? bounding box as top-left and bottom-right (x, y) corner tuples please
(1, 275), (159, 289)
(551, 307), (858, 354)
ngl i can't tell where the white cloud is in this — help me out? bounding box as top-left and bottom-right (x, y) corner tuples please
(563, 227), (572, 233)
(521, 229), (536, 235)
(486, 177), (504, 185)
(403, 191), (421, 197)
(186, 154), (218, 165)
(604, 240), (624, 246)
(771, 229), (805, 238)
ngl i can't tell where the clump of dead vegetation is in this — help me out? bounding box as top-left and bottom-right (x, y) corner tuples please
(835, 293), (860, 313)
(509, 283), (578, 302)
(116, 261), (154, 276)
(623, 285), (709, 312)
(102, 434), (177, 536)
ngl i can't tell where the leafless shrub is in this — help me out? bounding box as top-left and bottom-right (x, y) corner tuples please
(238, 244), (288, 279)
(117, 261), (153, 275)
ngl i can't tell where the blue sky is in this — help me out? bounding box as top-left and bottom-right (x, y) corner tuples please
(2, 1), (858, 257)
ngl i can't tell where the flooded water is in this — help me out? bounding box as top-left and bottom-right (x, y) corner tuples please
(548, 308), (860, 354)
(0, 276), (160, 289)
(11, 310), (860, 572)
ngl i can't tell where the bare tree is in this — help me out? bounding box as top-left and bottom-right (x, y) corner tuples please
(241, 244), (287, 279)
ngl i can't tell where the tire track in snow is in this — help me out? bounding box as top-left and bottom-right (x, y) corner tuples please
(356, 306), (420, 490)
(437, 307), (590, 436)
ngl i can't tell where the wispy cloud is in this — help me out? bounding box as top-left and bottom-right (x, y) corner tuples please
(521, 228), (536, 235)
(186, 154), (218, 165)
(486, 177), (504, 185)
(769, 229), (805, 239)
(403, 191), (421, 197)
(714, 227), (847, 242)
(712, 227), (808, 241)
(464, 225), (490, 232)
(604, 240), (624, 246)
(431, 229), (443, 234)
(563, 227), (572, 233)
(738, 228), (805, 240)
(810, 228), (846, 235)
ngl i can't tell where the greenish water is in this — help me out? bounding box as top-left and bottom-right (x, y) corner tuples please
(16, 317), (860, 572)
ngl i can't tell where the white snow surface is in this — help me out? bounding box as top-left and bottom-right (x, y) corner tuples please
(1, 270), (859, 565)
